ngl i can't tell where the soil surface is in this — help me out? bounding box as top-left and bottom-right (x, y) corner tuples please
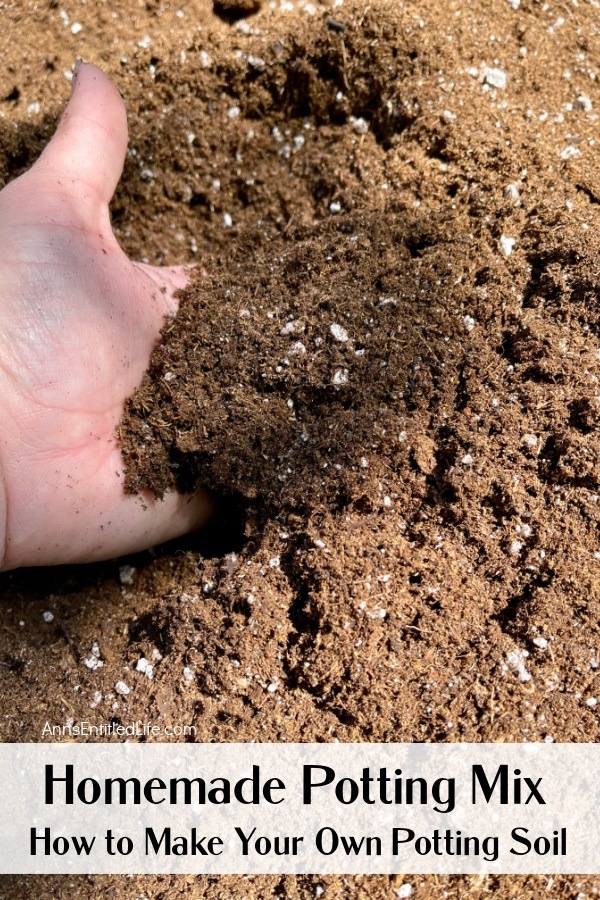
(1, 0), (600, 898)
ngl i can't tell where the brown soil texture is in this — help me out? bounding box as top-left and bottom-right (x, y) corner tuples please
(1, 0), (600, 898)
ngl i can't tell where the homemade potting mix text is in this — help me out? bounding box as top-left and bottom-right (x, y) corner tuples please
(28, 762), (563, 865)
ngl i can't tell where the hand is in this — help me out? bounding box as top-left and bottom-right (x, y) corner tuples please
(0, 63), (211, 569)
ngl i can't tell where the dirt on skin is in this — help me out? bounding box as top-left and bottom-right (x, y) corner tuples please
(1, 0), (600, 898)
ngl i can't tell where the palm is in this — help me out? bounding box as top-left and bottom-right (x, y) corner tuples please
(0, 65), (209, 569)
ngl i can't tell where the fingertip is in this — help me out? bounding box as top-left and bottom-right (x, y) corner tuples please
(70, 61), (124, 106)
(139, 485), (215, 539)
(177, 488), (216, 535)
(33, 62), (128, 214)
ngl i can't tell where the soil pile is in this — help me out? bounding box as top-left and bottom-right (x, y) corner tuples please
(121, 0), (600, 746)
(2, 0), (600, 897)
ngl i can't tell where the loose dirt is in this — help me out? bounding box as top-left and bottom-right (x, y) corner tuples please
(1, 0), (600, 898)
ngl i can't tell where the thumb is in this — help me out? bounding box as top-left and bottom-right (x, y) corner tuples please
(31, 62), (128, 222)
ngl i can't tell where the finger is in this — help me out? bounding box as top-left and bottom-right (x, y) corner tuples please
(3, 451), (214, 569)
(31, 63), (128, 221)
(88, 485), (215, 567)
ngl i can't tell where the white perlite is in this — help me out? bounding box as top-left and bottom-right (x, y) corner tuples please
(561, 145), (581, 160)
(504, 182), (520, 202)
(463, 315), (475, 332)
(521, 433), (538, 450)
(333, 368), (349, 386)
(506, 648), (532, 682)
(42, 611), (54, 623)
(396, 886), (413, 899)
(500, 235), (516, 256)
(533, 637), (548, 649)
(351, 116), (369, 134)
(115, 681), (130, 696)
(330, 323), (349, 342)
(136, 658), (154, 680)
(482, 66), (507, 90)
(119, 565), (136, 586)
(83, 642), (103, 671)
(574, 95), (593, 113)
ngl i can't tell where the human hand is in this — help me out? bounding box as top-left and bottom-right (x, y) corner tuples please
(0, 63), (211, 569)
